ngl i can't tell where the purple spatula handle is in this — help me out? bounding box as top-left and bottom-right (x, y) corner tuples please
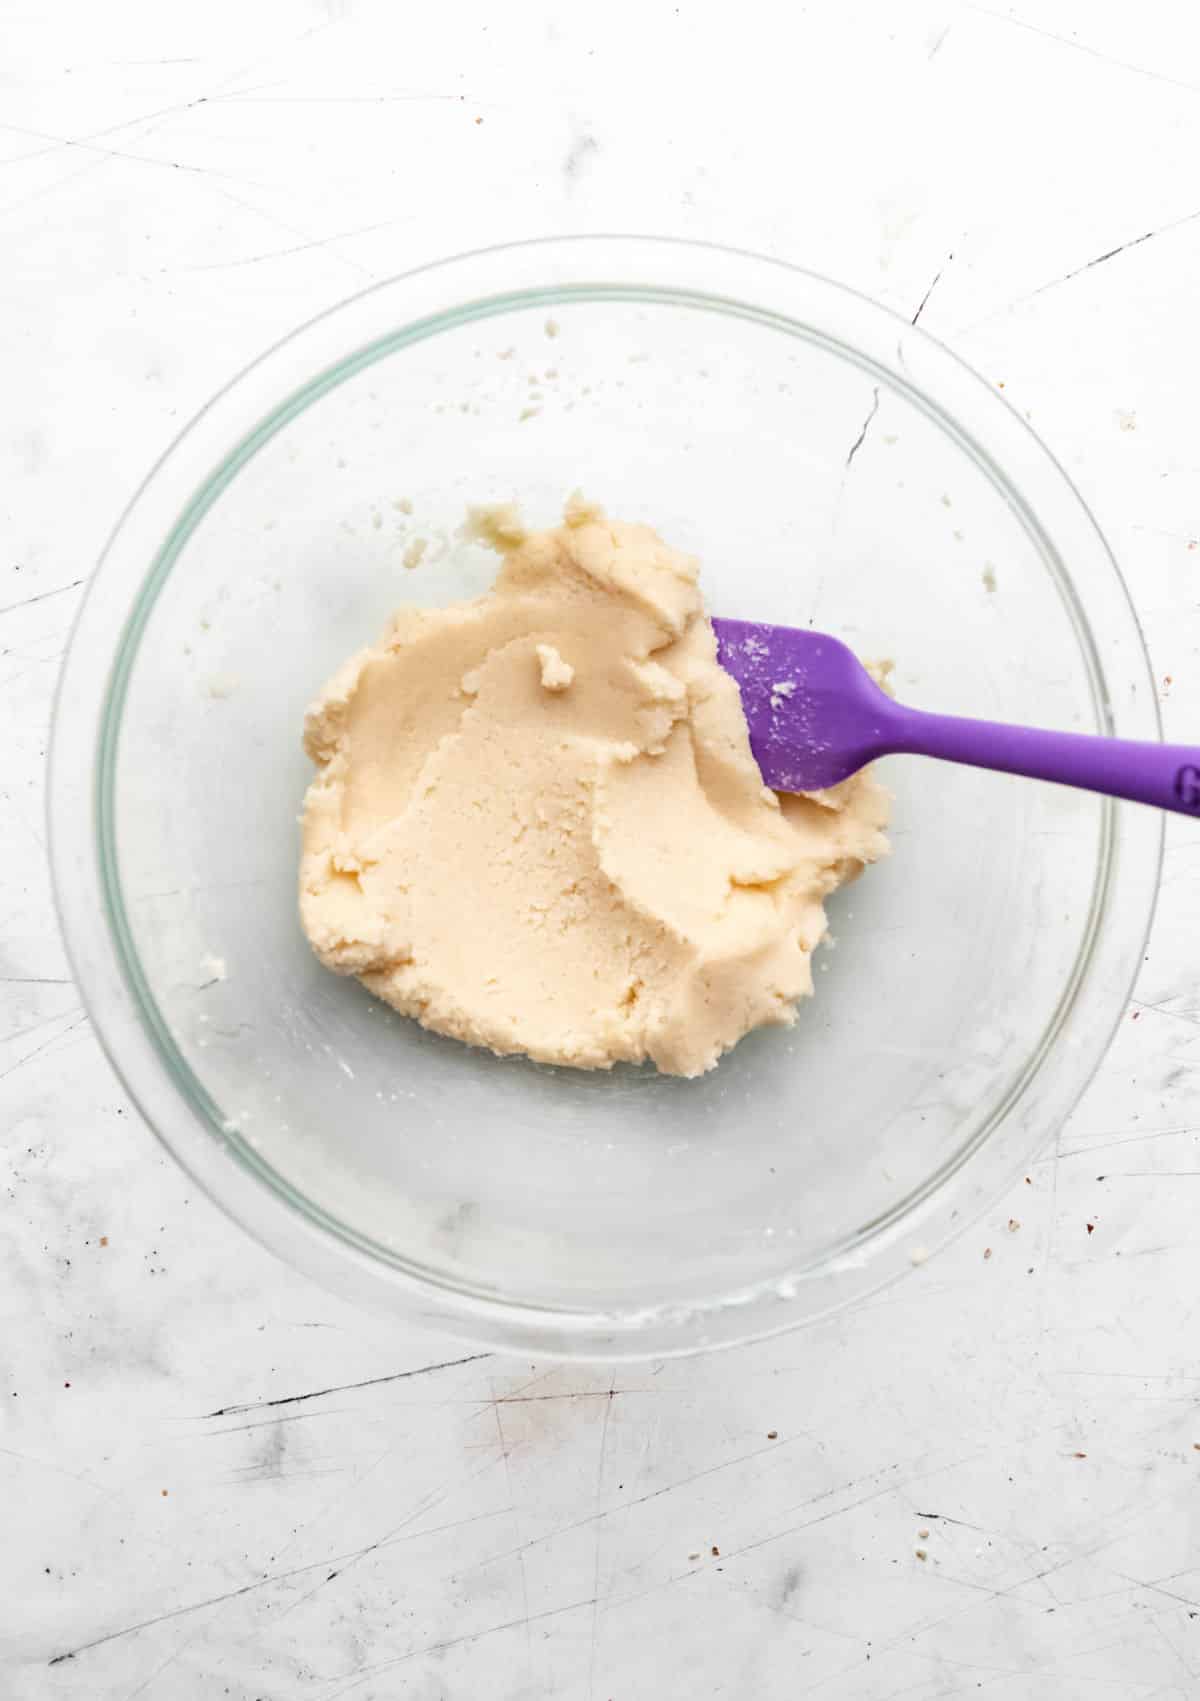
(891, 704), (1200, 817)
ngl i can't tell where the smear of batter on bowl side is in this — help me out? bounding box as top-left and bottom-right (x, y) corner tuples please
(298, 498), (889, 1076)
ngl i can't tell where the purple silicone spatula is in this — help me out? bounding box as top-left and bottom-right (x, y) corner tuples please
(712, 618), (1200, 817)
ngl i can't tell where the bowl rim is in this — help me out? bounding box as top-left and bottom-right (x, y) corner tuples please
(48, 234), (1163, 1359)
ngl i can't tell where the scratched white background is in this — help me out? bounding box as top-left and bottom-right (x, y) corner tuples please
(4, 1), (1200, 1696)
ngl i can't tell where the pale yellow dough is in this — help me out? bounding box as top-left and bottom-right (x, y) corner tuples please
(299, 505), (889, 1077)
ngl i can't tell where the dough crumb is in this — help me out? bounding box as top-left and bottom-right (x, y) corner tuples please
(462, 502), (528, 551)
(392, 496), (414, 514)
(535, 643), (574, 692)
(982, 562), (998, 593)
(544, 317), (560, 338)
(867, 658), (895, 694)
(204, 672), (239, 699)
(564, 489), (605, 528)
(402, 537), (427, 571)
(199, 954), (227, 983)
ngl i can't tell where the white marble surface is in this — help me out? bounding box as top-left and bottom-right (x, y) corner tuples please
(4, 2), (1200, 1696)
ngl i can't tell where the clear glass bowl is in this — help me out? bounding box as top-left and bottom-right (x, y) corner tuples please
(50, 237), (1162, 1358)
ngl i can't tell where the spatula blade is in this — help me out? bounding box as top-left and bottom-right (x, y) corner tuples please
(712, 617), (895, 792)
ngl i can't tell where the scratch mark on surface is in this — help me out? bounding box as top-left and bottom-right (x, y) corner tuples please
(587, 1381), (616, 1699)
(0, 578), (85, 619)
(1037, 1124), (1062, 1335)
(119, 1619), (212, 1701)
(0, 97), (211, 172)
(928, 24), (952, 59)
(2, 1002), (81, 1051)
(914, 1511), (992, 1534)
(274, 1458), (507, 1631)
(1107, 1171), (1200, 1179)
(723, 1446), (988, 1566)
(1064, 1240), (1192, 1266)
(202, 1350), (490, 1417)
(845, 387), (880, 469)
(215, 91), (468, 105)
(965, 5), (1200, 96)
(47, 1506), (510, 1667)
(203, 1407), (354, 1437)
(1121, 1573), (1200, 1615)
(0, 116), (250, 183)
(1150, 1611), (1200, 1683)
(1052, 1124), (1199, 1161)
(47, 1573), (308, 1667)
(270, 1389), (513, 1576)
(202, 182), (379, 283)
(1131, 522), (1200, 547)
(320, 1595), (600, 1700)
(1131, 996), (1200, 1030)
(1042, 216), (1200, 288)
(490, 1385), (534, 1687)
(183, 207), (411, 276)
(859, 1510), (1190, 1679)
(971, 206), (1200, 325)
(719, 1572), (863, 1651)
(0, 1446), (99, 1487)
(493, 1388), (654, 1405)
(723, 1483), (909, 1561)
(1049, 1367), (1200, 1384)
(0, 152), (110, 221)
(0, 24), (336, 219)
(485, 1363), (559, 1404)
(912, 253), (953, 325)
(476, 1434), (869, 1575)
(0, 1012), (88, 1084)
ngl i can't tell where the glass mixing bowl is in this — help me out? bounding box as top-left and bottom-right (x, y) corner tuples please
(50, 237), (1162, 1358)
